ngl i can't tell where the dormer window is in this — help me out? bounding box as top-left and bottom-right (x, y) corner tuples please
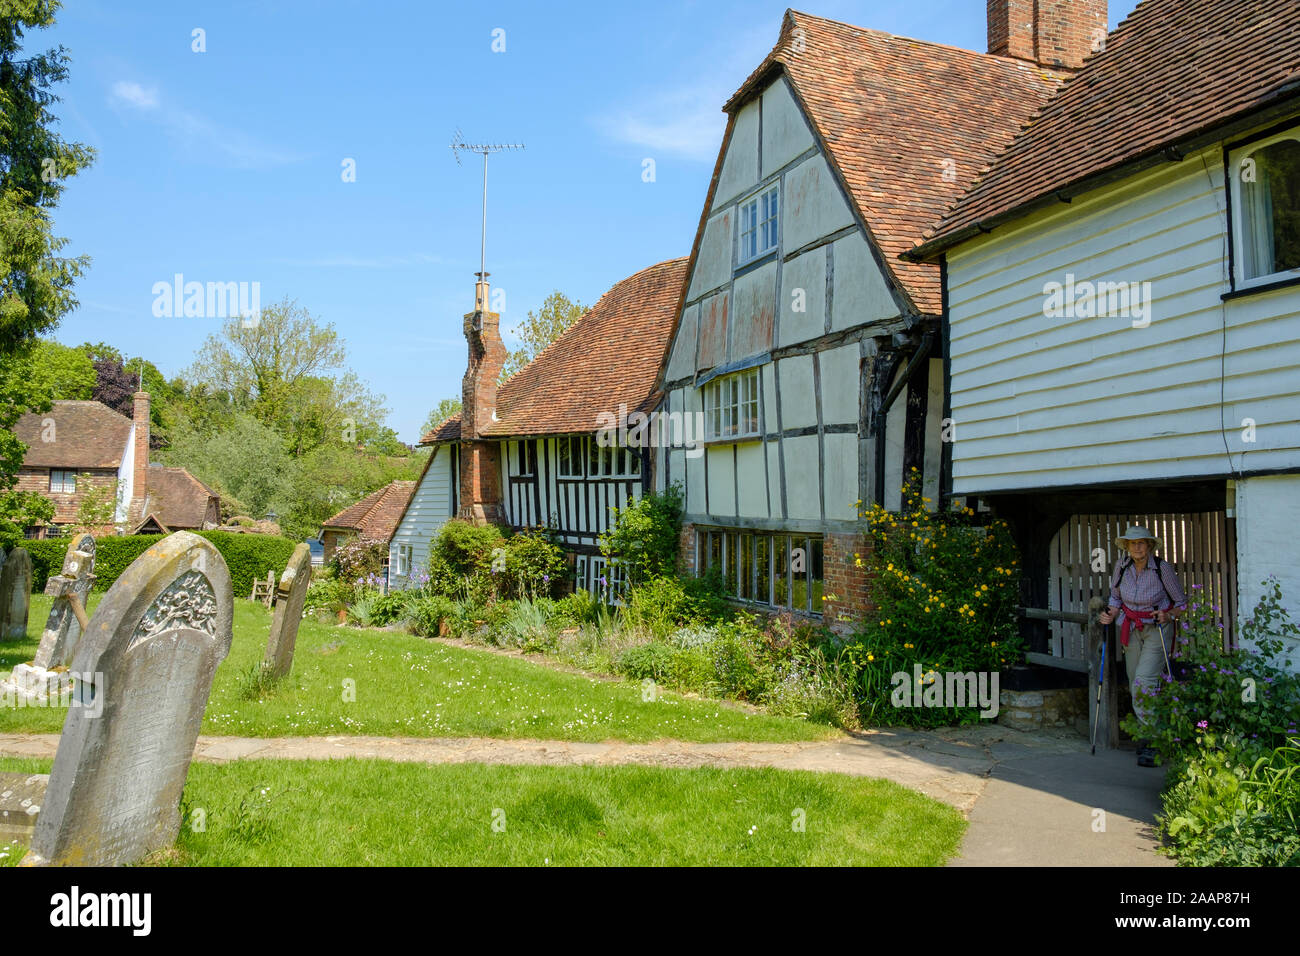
(738, 184), (779, 267)
(1230, 126), (1300, 289)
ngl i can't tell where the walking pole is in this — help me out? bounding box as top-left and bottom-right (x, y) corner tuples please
(1091, 629), (1106, 756)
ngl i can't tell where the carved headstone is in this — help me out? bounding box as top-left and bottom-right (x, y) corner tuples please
(263, 543), (312, 679)
(0, 548), (32, 641)
(35, 534), (96, 668)
(22, 531), (233, 867)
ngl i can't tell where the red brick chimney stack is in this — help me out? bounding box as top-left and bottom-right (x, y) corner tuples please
(458, 273), (507, 526)
(129, 390), (150, 523)
(988, 0), (1108, 70)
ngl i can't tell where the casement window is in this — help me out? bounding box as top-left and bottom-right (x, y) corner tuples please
(699, 529), (824, 615)
(704, 369), (761, 441)
(559, 436), (642, 479)
(49, 470), (76, 494)
(394, 544), (413, 577)
(575, 554), (627, 605)
(516, 440), (537, 477)
(738, 184), (780, 266)
(557, 436), (585, 478)
(1230, 126), (1300, 289)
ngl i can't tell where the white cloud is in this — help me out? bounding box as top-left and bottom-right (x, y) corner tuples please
(108, 78), (300, 169)
(110, 80), (159, 110)
(601, 98), (725, 162)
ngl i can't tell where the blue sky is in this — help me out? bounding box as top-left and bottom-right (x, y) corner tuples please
(35, 0), (1142, 442)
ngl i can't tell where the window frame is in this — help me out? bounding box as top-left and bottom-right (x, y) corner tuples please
(737, 183), (780, 268)
(697, 527), (823, 616)
(703, 368), (762, 443)
(49, 470), (76, 494)
(1228, 123), (1300, 292)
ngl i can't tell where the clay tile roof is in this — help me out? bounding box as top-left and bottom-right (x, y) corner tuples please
(911, 0), (1300, 258)
(717, 9), (1064, 316)
(143, 465), (219, 530)
(322, 479), (417, 542)
(419, 257), (688, 444)
(12, 400), (132, 468)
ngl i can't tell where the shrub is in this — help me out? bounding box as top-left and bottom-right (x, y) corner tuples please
(500, 529), (567, 599)
(550, 590), (599, 629)
(23, 530), (297, 599)
(1122, 579), (1300, 768)
(304, 575), (346, 620)
(616, 641), (676, 683)
(599, 484), (683, 585)
(845, 471), (1021, 726)
(622, 570), (730, 638)
(1158, 732), (1300, 866)
(431, 520), (504, 579)
(500, 598), (556, 652)
(348, 592), (380, 627)
(332, 537), (388, 598)
(408, 594), (456, 637)
(370, 590), (417, 627)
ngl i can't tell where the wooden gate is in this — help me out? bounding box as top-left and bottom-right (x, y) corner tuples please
(1046, 511), (1236, 667)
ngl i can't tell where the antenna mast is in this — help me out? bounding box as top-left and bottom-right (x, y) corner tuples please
(450, 129), (524, 303)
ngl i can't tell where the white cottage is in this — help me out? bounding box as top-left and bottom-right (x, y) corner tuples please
(654, 7), (1090, 628)
(908, 0), (1300, 665)
(389, 260), (687, 595)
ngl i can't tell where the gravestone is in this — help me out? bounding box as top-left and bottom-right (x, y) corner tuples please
(0, 548), (32, 641)
(263, 543), (312, 679)
(0, 772), (48, 844)
(3, 536), (97, 704)
(22, 531), (233, 867)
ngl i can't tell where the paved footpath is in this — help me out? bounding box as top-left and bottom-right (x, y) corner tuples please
(0, 724), (1170, 866)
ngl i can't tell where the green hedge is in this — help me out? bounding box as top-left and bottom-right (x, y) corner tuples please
(21, 531), (298, 600)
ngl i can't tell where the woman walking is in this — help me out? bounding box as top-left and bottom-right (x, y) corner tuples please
(1097, 526), (1187, 766)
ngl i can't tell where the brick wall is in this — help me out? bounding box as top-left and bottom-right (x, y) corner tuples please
(678, 522), (697, 575)
(987, 0), (1107, 69)
(458, 440), (506, 525)
(15, 467), (119, 526)
(822, 531), (874, 635)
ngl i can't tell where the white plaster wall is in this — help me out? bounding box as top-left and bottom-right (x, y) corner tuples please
(736, 442), (768, 518)
(706, 444), (737, 516)
(783, 434), (821, 519)
(832, 233), (899, 330)
(714, 100), (759, 209)
(1235, 474), (1300, 672)
(783, 153), (854, 252)
(823, 432), (859, 520)
(819, 344), (859, 425)
(666, 306), (698, 382)
(762, 76), (814, 176)
(778, 246), (826, 346)
(777, 355), (816, 429)
(689, 210), (734, 300)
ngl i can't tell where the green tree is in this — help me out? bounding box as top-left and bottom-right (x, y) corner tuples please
(0, 0), (95, 354)
(421, 397), (462, 438)
(161, 412), (299, 524)
(0, 0), (93, 543)
(73, 472), (118, 531)
(187, 297), (388, 454)
(500, 291), (586, 382)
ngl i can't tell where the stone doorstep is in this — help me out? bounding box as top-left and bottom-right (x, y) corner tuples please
(0, 771), (49, 836)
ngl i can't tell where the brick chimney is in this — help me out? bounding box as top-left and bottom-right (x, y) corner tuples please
(458, 273), (507, 526)
(988, 0), (1108, 70)
(129, 390), (150, 523)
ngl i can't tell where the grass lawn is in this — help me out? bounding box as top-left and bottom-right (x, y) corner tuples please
(0, 596), (837, 743)
(0, 756), (965, 866)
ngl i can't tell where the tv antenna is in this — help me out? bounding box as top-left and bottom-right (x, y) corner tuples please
(450, 129), (525, 302)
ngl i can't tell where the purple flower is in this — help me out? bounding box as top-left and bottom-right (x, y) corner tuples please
(1192, 583), (1203, 589)
(542, 575), (550, 582)
(1196, 720), (1208, 729)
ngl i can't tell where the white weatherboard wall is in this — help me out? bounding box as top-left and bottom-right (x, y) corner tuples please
(1235, 474), (1300, 666)
(658, 75), (924, 530)
(389, 448), (453, 590)
(945, 141), (1300, 494)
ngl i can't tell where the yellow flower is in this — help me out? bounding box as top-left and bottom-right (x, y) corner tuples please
(990, 641), (998, 647)
(867, 654), (874, 662)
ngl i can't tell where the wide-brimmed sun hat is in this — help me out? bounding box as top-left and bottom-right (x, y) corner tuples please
(1116, 525), (1161, 552)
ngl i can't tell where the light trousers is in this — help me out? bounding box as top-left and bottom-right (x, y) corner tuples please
(1123, 620), (1172, 730)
